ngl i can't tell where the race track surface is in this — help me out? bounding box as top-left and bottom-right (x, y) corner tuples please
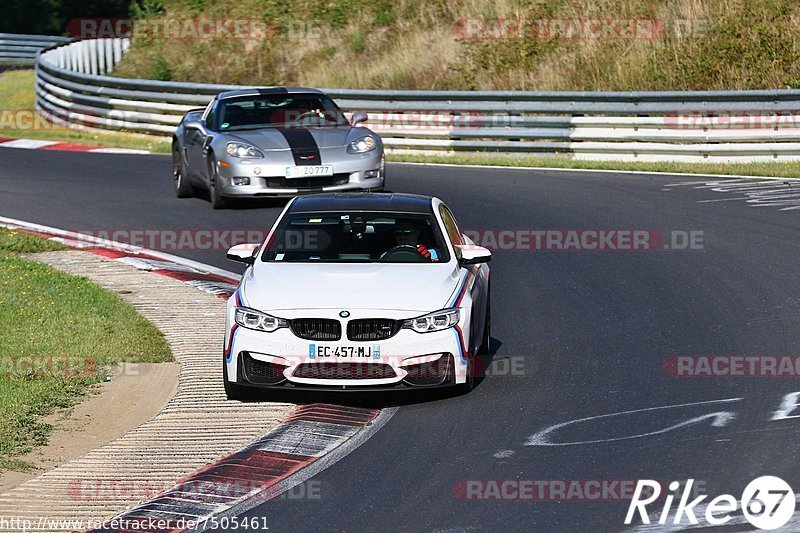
(3, 148), (800, 531)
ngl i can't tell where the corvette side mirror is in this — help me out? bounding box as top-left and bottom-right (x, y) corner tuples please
(185, 120), (207, 135)
(457, 244), (492, 266)
(351, 111), (368, 126)
(227, 243), (260, 265)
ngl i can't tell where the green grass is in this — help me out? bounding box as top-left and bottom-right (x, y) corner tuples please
(0, 70), (170, 154)
(110, 0), (800, 91)
(388, 153), (800, 179)
(0, 229), (172, 470)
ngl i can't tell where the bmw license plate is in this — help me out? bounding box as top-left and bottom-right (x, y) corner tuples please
(309, 344), (381, 359)
(285, 165), (333, 178)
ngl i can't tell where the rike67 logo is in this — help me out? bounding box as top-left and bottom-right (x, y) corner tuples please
(625, 476), (795, 530)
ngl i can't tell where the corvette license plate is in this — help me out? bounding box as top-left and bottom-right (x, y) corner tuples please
(285, 165), (333, 178)
(309, 344), (381, 359)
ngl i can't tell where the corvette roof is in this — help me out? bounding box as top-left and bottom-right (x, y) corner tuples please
(218, 87), (324, 99)
(287, 193), (435, 214)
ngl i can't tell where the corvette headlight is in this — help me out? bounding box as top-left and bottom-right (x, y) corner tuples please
(402, 308), (460, 333)
(347, 135), (377, 154)
(226, 142), (264, 159)
(234, 307), (288, 332)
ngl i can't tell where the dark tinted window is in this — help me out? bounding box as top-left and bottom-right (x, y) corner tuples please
(261, 212), (450, 263)
(204, 100), (216, 131)
(216, 94), (348, 131)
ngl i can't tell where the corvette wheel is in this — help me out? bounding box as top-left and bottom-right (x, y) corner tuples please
(172, 145), (193, 198)
(208, 155), (229, 210)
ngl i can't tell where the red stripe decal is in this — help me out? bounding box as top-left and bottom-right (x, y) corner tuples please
(455, 271), (473, 308)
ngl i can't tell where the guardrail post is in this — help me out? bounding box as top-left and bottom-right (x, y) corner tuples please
(112, 39), (122, 68)
(104, 39), (113, 74)
(88, 39), (98, 75)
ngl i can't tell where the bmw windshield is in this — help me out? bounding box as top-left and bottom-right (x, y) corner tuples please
(261, 212), (451, 263)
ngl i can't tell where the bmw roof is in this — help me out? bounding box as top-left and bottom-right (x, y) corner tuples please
(287, 193), (436, 214)
(218, 87), (325, 100)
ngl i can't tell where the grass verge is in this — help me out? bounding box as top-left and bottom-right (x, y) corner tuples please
(0, 69), (170, 154)
(388, 153), (800, 179)
(0, 229), (171, 471)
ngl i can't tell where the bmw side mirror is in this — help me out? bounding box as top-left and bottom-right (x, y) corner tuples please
(185, 120), (207, 134)
(227, 243), (260, 265)
(457, 244), (492, 266)
(351, 111), (368, 126)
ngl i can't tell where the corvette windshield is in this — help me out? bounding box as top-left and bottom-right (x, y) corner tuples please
(216, 94), (348, 131)
(261, 212), (450, 263)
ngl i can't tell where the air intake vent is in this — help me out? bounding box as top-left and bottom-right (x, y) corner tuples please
(346, 318), (401, 341)
(290, 318), (342, 341)
(293, 363), (396, 380)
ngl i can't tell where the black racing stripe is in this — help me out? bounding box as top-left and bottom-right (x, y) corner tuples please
(278, 128), (321, 166)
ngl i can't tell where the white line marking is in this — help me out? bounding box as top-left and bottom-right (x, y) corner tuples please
(393, 161), (800, 181)
(525, 398), (743, 447)
(89, 147), (151, 154)
(0, 139), (59, 149)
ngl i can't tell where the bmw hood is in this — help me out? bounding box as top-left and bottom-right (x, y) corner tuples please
(228, 127), (356, 150)
(240, 262), (461, 313)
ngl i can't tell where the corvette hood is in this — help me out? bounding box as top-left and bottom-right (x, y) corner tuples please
(229, 127), (353, 150)
(241, 262), (460, 313)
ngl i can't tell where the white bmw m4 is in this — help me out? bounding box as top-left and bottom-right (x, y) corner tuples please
(223, 193), (491, 399)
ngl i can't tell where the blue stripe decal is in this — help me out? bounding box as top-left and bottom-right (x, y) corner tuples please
(235, 286), (247, 307)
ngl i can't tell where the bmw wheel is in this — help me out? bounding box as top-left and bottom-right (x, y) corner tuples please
(223, 358), (255, 401)
(479, 284), (491, 355)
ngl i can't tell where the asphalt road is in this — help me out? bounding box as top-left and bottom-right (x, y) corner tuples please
(2, 148), (800, 531)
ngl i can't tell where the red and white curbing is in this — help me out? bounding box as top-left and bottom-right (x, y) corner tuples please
(89, 405), (389, 532)
(0, 216), (394, 531)
(0, 137), (150, 154)
(0, 216), (238, 298)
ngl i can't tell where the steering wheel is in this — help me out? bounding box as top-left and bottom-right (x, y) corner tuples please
(380, 245), (427, 262)
(294, 110), (322, 123)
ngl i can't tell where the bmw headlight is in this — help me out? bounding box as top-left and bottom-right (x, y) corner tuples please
(234, 307), (288, 332)
(347, 135), (377, 154)
(226, 142), (264, 159)
(402, 308), (460, 333)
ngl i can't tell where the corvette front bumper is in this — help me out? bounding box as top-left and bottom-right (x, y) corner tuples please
(217, 149), (384, 197)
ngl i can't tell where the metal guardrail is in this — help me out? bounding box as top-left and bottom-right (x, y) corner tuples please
(0, 33), (70, 66)
(30, 37), (800, 161)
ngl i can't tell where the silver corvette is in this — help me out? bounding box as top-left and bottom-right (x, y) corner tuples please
(172, 88), (385, 209)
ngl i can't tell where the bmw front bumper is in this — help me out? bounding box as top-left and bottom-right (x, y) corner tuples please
(224, 308), (471, 390)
